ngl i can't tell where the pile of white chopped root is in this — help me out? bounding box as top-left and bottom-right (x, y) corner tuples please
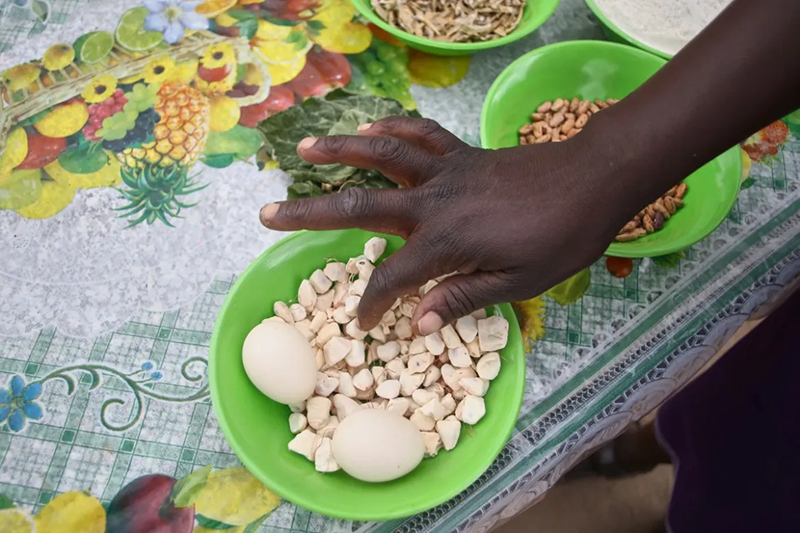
(269, 237), (510, 472)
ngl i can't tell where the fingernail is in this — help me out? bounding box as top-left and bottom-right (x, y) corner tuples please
(418, 312), (443, 336)
(260, 203), (280, 226)
(298, 137), (317, 151)
(357, 123), (373, 132)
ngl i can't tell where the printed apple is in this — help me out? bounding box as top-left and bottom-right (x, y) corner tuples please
(238, 84), (295, 127)
(287, 48), (351, 98)
(105, 474), (194, 533)
(17, 130), (66, 169)
(198, 62), (233, 82)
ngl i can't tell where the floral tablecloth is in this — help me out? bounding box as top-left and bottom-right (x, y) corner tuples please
(1, 0), (799, 531)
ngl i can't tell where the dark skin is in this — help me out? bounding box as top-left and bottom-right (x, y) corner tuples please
(261, 0), (800, 334)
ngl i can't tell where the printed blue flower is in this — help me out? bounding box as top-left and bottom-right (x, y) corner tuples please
(0, 374), (45, 432)
(151, 371), (163, 381)
(142, 361), (154, 371)
(143, 0), (208, 44)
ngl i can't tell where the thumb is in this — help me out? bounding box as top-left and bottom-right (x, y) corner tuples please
(412, 272), (513, 335)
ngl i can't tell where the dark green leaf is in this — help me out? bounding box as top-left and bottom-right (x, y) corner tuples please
(202, 154), (235, 168)
(258, 92), (416, 198)
(263, 16), (302, 27)
(288, 181), (323, 199)
(195, 514), (237, 530)
(306, 19), (325, 36)
(171, 465), (212, 508)
(741, 177), (756, 189)
(58, 142), (109, 174)
(546, 269), (591, 306)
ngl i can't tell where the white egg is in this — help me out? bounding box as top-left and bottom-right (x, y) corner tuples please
(243, 321), (316, 405)
(332, 409), (425, 482)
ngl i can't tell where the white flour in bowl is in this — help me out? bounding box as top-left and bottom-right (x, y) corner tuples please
(592, 0), (733, 56)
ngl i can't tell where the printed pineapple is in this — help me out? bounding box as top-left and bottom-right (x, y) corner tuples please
(116, 82), (211, 226)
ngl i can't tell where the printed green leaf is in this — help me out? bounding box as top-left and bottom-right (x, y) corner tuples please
(259, 91), (419, 197)
(171, 465), (212, 508)
(195, 514), (237, 530)
(0, 494), (15, 510)
(546, 268), (591, 306)
(58, 141), (108, 174)
(740, 177), (756, 189)
(652, 250), (685, 268)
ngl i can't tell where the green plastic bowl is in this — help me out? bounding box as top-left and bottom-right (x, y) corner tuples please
(480, 40), (742, 258)
(350, 0), (562, 56)
(209, 229), (525, 521)
(584, 0), (673, 59)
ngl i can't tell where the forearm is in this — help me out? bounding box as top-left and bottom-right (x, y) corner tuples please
(592, 0), (800, 208)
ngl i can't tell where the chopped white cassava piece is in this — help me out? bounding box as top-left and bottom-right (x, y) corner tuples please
(309, 311), (327, 334)
(315, 373), (339, 397)
(455, 315), (478, 343)
(376, 379), (401, 399)
(478, 316), (509, 352)
(273, 301), (294, 324)
(420, 398), (448, 420)
(288, 429), (319, 461)
(409, 337), (427, 355)
(310, 269), (333, 294)
(395, 316), (413, 339)
(315, 290), (334, 312)
(456, 395), (486, 425)
(333, 394), (361, 420)
(425, 331), (446, 355)
(290, 303), (307, 322)
(387, 397), (410, 416)
(448, 345), (472, 368)
(423, 365), (441, 387)
(410, 409), (435, 431)
(316, 322), (341, 347)
(399, 369), (426, 396)
(364, 237), (387, 262)
(408, 351), (434, 373)
(324, 262), (348, 283)
(269, 241), (505, 478)
(385, 358), (405, 379)
(436, 418), (461, 451)
(346, 339), (366, 367)
(323, 336), (350, 366)
(460, 377), (490, 397)
(294, 320), (314, 341)
(440, 325), (461, 349)
(476, 352), (501, 380)
(350, 279), (367, 296)
(314, 437), (339, 473)
(377, 340), (401, 362)
(306, 396), (332, 430)
(352, 368), (374, 391)
(412, 389), (438, 407)
(333, 306), (351, 324)
(421, 431), (443, 457)
(289, 412), (307, 434)
(298, 280), (317, 309)
(338, 372), (358, 398)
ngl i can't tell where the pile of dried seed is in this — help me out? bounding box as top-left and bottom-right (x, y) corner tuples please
(518, 97), (687, 242)
(371, 0), (527, 43)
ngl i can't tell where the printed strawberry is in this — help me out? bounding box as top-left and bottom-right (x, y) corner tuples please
(741, 120), (789, 163)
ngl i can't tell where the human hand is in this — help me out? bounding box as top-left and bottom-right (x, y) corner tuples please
(259, 116), (656, 334)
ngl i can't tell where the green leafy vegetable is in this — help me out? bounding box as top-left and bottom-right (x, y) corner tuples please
(259, 90), (420, 197)
(546, 268), (591, 306)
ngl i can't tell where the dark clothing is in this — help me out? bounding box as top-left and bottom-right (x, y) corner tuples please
(657, 292), (800, 532)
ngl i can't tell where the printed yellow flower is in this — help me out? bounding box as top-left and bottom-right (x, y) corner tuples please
(142, 55), (176, 84)
(81, 74), (118, 103)
(201, 42), (235, 69)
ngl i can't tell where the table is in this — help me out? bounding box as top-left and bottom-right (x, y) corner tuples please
(1, 0), (799, 531)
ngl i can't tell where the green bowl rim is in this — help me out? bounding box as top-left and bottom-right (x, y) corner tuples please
(584, 0), (673, 59)
(350, 0), (562, 52)
(479, 39), (742, 258)
(209, 229), (527, 521)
